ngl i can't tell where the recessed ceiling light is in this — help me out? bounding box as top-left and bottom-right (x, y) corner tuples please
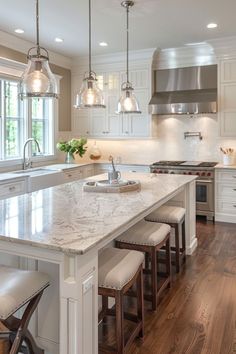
(99, 42), (108, 47)
(207, 23), (218, 29)
(54, 37), (64, 43)
(14, 29), (24, 34)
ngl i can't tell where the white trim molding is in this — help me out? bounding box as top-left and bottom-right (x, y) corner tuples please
(0, 30), (72, 69)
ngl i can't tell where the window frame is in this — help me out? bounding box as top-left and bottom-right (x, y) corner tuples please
(0, 58), (60, 168)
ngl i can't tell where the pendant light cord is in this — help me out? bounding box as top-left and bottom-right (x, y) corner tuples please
(89, 0), (92, 75)
(36, 0), (40, 55)
(126, 4), (129, 84)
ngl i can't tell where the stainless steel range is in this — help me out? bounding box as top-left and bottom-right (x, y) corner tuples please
(150, 160), (218, 221)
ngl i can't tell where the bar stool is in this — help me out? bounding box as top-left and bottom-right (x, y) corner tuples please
(0, 266), (50, 354)
(116, 220), (171, 311)
(98, 247), (144, 354)
(145, 205), (186, 273)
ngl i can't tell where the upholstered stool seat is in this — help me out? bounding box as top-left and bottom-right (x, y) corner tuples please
(117, 220), (171, 246)
(116, 220), (172, 311)
(0, 267), (50, 320)
(145, 205), (186, 273)
(99, 247), (144, 290)
(146, 205), (185, 224)
(0, 266), (50, 354)
(98, 247), (144, 354)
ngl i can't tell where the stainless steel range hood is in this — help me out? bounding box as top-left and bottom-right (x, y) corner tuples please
(149, 65), (217, 115)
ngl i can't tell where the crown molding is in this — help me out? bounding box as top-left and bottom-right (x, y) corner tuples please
(72, 48), (156, 71)
(0, 30), (72, 69)
(207, 36), (236, 59)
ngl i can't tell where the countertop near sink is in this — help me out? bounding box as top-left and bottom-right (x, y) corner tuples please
(43, 163), (94, 171)
(215, 164), (236, 169)
(0, 173), (28, 182)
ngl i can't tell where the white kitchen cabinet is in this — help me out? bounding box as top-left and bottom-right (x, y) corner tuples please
(73, 69), (151, 139)
(215, 168), (236, 223)
(63, 168), (84, 182)
(219, 59), (236, 137)
(0, 178), (27, 199)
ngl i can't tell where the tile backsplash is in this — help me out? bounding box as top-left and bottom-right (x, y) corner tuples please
(74, 114), (236, 165)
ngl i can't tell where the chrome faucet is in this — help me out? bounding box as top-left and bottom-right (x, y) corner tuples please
(23, 138), (41, 170)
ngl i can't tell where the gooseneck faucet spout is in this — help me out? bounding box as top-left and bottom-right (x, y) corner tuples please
(23, 138), (41, 170)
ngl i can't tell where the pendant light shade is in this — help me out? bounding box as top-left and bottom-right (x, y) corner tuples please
(19, 0), (58, 99)
(117, 1), (141, 114)
(74, 72), (105, 108)
(74, 0), (105, 109)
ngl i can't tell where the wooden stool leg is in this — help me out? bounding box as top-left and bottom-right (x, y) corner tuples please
(150, 248), (157, 311)
(24, 330), (44, 354)
(4, 292), (44, 354)
(115, 291), (124, 354)
(174, 224), (181, 273)
(182, 220), (186, 264)
(136, 269), (144, 338)
(145, 253), (149, 270)
(165, 236), (171, 287)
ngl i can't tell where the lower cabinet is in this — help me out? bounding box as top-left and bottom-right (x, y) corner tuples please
(0, 178), (27, 200)
(215, 168), (236, 223)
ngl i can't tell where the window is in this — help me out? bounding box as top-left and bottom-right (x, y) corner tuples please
(0, 76), (55, 162)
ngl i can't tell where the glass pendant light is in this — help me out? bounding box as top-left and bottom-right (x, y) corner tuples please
(19, 0), (58, 99)
(74, 0), (105, 109)
(117, 1), (141, 114)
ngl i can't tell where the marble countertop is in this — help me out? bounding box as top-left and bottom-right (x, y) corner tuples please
(0, 173), (28, 182)
(215, 163), (236, 169)
(0, 173), (196, 255)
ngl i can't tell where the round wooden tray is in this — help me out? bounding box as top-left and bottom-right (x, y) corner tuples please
(83, 180), (141, 193)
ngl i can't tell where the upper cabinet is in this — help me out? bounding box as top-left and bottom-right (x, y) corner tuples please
(219, 59), (236, 137)
(72, 67), (152, 139)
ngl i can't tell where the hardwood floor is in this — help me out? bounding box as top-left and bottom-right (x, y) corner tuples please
(99, 218), (236, 354)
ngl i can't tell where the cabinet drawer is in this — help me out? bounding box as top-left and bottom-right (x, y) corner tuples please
(216, 170), (236, 182)
(216, 182), (236, 198)
(0, 180), (26, 199)
(216, 199), (236, 215)
(63, 169), (83, 182)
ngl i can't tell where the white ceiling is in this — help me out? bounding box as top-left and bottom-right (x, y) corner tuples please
(0, 0), (236, 58)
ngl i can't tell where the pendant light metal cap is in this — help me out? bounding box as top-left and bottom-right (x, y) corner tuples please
(117, 81), (141, 114)
(74, 72), (106, 109)
(19, 47), (58, 99)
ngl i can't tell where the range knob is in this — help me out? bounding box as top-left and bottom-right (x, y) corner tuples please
(196, 172), (200, 176)
(201, 172), (206, 176)
(164, 171), (168, 174)
(159, 170), (163, 173)
(188, 172), (192, 175)
(207, 172), (211, 177)
(170, 171), (175, 174)
(183, 172), (187, 175)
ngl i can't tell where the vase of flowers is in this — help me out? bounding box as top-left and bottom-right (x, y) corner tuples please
(57, 138), (87, 163)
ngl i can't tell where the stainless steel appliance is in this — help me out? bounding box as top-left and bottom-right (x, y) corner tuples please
(149, 65), (217, 115)
(150, 161), (218, 220)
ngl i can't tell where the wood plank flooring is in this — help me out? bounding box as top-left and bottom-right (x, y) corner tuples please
(99, 218), (236, 354)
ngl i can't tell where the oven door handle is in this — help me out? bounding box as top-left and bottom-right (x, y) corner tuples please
(197, 179), (213, 184)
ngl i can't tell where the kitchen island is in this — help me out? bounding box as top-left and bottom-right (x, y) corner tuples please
(0, 172), (196, 354)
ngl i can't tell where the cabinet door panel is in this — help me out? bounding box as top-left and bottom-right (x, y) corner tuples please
(73, 110), (90, 137)
(120, 70), (148, 89)
(221, 60), (236, 82)
(220, 112), (236, 137)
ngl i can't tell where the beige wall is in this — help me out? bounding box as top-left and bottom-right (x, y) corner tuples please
(0, 44), (71, 131)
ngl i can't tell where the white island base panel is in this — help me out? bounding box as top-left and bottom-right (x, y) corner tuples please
(0, 173), (196, 354)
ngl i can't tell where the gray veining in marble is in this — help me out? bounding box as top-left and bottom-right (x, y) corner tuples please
(0, 173), (196, 255)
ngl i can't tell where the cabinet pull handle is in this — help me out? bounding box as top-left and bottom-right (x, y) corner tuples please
(68, 174), (72, 177)
(233, 189), (236, 191)
(9, 186), (16, 191)
(233, 176), (236, 178)
(233, 205), (236, 208)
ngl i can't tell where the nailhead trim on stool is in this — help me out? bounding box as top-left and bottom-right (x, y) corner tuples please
(98, 247), (144, 354)
(145, 205), (186, 273)
(116, 220), (172, 311)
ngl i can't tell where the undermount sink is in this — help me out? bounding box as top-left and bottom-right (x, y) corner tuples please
(13, 168), (57, 176)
